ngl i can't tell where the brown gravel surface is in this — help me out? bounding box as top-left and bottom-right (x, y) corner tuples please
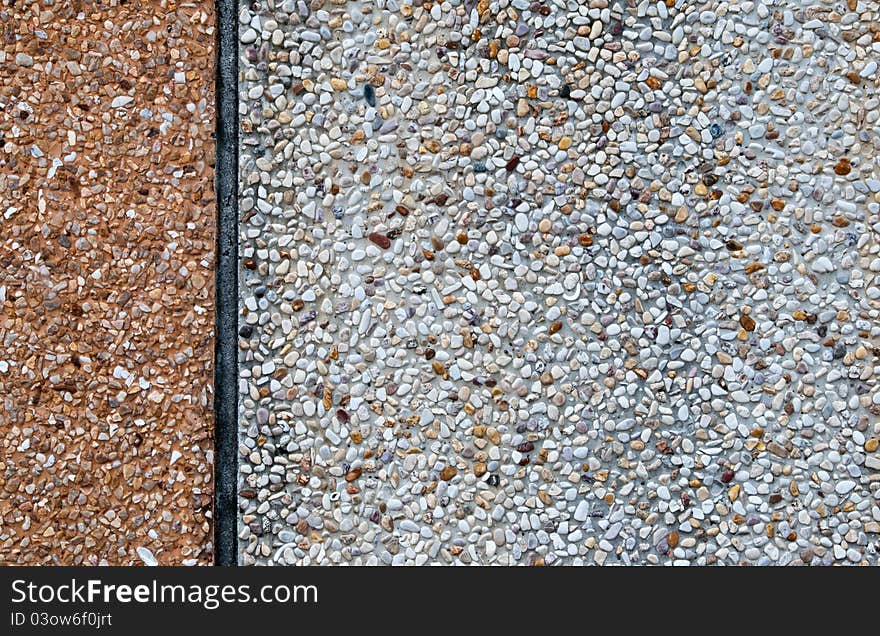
(0, 1), (215, 565)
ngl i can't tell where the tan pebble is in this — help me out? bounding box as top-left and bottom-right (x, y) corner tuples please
(773, 250), (790, 262)
(487, 427), (501, 445)
(767, 442), (788, 457)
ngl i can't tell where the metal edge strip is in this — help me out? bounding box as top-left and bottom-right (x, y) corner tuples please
(214, 0), (239, 566)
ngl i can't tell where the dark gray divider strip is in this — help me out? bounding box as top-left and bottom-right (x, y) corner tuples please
(214, 0), (238, 566)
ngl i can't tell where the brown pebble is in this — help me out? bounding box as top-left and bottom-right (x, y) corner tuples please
(739, 314), (756, 331)
(368, 232), (391, 249)
(440, 466), (457, 481)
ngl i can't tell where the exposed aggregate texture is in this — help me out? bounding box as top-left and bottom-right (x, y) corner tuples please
(0, 0), (216, 565)
(238, 0), (880, 565)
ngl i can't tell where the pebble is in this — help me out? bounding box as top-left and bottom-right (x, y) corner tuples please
(136, 547), (158, 567)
